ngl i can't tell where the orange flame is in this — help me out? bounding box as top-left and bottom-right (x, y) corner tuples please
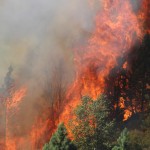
(2, 1), (149, 149)
(59, 0), (148, 127)
(6, 87), (26, 110)
(6, 87), (27, 150)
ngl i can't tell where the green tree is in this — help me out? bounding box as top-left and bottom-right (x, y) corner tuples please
(69, 94), (115, 150)
(43, 123), (76, 150)
(112, 128), (129, 150)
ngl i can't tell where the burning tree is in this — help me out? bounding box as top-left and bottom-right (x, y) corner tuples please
(0, 66), (26, 150)
(0, 66), (14, 149)
(59, 0), (149, 127)
(30, 61), (69, 149)
(0, 0), (149, 149)
(105, 33), (150, 121)
(42, 62), (67, 124)
(29, 0), (150, 148)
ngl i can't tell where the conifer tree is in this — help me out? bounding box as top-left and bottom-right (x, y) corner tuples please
(112, 128), (129, 150)
(43, 123), (76, 150)
(70, 95), (115, 150)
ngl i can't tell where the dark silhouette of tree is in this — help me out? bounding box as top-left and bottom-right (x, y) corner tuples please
(42, 61), (67, 126)
(105, 34), (150, 121)
(0, 66), (15, 150)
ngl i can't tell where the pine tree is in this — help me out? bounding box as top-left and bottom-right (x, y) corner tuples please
(69, 94), (115, 150)
(112, 128), (129, 150)
(43, 123), (76, 150)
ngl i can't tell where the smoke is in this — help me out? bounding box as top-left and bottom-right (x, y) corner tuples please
(0, 0), (97, 113)
(0, 0), (96, 80)
(0, 0), (99, 149)
(0, 0), (146, 149)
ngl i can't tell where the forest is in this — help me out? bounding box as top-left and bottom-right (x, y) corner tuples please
(42, 34), (150, 150)
(0, 0), (149, 150)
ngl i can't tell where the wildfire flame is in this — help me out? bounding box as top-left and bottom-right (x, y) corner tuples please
(6, 87), (27, 150)
(60, 0), (148, 127)
(1, 0), (149, 149)
(6, 87), (26, 110)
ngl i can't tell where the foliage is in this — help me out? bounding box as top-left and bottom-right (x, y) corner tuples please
(128, 129), (144, 150)
(112, 112), (150, 150)
(69, 94), (116, 150)
(128, 114), (150, 150)
(43, 123), (76, 150)
(112, 128), (129, 150)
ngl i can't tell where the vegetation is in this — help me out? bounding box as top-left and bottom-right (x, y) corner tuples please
(69, 95), (116, 150)
(112, 128), (129, 150)
(43, 123), (76, 150)
(43, 95), (150, 150)
(42, 34), (150, 150)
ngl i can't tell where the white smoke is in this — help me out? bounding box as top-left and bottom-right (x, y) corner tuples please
(0, 0), (97, 83)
